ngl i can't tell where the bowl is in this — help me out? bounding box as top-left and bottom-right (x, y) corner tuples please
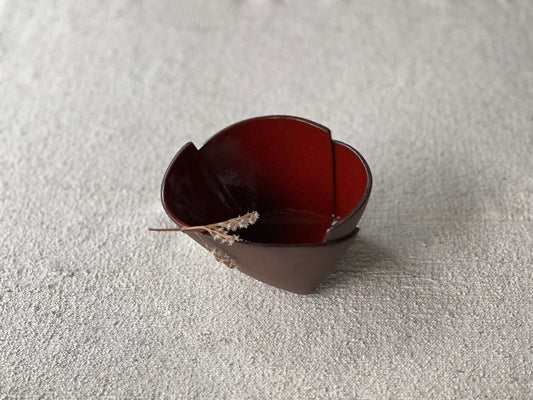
(158, 115), (372, 294)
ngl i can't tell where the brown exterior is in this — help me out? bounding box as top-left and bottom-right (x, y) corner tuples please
(188, 229), (359, 295)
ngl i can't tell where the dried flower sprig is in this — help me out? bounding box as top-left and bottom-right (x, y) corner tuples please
(148, 211), (259, 246)
(205, 243), (239, 269)
(149, 211), (259, 269)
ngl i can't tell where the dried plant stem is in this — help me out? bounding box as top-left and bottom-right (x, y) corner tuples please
(149, 211), (259, 269)
(193, 232), (238, 269)
(149, 225), (236, 243)
(148, 211), (259, 245)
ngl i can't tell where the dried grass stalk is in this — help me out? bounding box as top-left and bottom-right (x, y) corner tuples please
(204, 243), (239, 269)
(149, 211), (259, 245)
(149, 211), (259, 268)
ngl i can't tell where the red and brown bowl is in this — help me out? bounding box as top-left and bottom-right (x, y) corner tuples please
(159, 115), (372, 294)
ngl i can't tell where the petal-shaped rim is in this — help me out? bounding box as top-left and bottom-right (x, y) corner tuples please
(202, 115), (332, 145)
(326, 140), (373, 242)
(161, 115), (371, 247)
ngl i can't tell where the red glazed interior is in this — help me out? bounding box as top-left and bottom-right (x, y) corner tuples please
(162, 116), (370, 245)
(332, 141), (369, 222)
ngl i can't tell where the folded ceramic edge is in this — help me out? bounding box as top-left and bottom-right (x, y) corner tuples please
(325, 139), (373, 242)
(160, 116), (371, 246)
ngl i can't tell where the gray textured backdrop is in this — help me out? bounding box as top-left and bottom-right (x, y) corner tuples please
(1, 1), (532, 398)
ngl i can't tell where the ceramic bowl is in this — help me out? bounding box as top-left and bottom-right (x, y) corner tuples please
(160, 115), (372, 294)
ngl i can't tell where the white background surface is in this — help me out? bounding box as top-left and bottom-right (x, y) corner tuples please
(1, 1), (532, 398)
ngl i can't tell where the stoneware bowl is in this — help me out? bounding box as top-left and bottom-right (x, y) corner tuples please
(160, 115), (372, 294)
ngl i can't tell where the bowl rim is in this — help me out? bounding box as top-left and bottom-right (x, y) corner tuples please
(326, 139), (373, 240)
(161, 115), (372, 247)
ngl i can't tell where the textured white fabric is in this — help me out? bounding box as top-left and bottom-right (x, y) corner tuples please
(1, 1), (532, 398)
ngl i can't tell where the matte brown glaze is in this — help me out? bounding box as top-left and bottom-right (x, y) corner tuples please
(189, 229), (359, 295)
(159, 115), (372, 294)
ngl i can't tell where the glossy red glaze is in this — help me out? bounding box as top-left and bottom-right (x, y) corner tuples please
(199, 116), (335, 244)
(161, 142), (242, 226)
(325, 140), (372, 242)
(333, 142), (368, 219)
(161, 115), (371, 246)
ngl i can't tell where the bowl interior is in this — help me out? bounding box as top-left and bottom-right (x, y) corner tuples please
(332, 141), (369, 222)
(162, 116), (370, 245)
(161, 142), (243, 227)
